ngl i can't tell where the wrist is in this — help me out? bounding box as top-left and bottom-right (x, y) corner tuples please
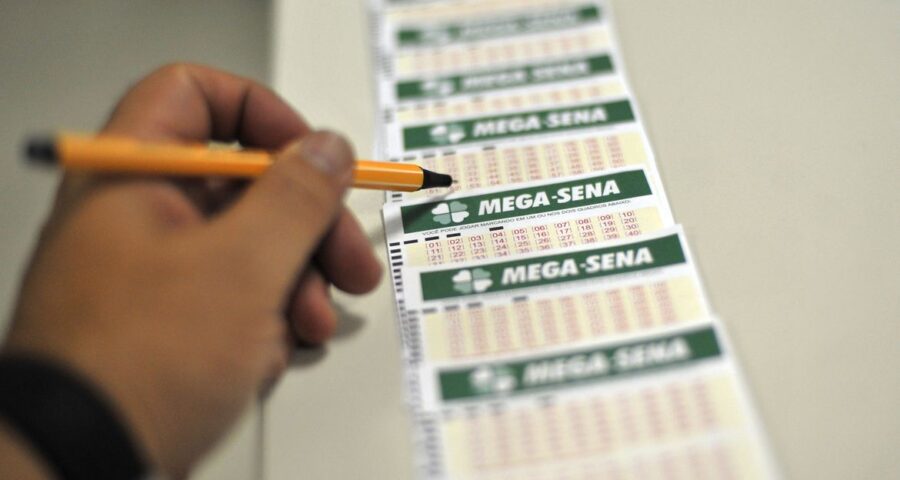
(4, 326), (170, 474)
(0, 353), (150, 479)
(0, 418), (53, 479)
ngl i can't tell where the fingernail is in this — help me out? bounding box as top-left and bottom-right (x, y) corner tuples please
(298, 132), (354, 180)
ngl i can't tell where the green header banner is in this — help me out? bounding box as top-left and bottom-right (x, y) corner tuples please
(439, 327), (721, 401)
(402, 99), (634, 150)
(400, 169), (651, 233)
(420, 234), (686, 301)
(397, 5), (600, 47)
(396, 55), (613, 100)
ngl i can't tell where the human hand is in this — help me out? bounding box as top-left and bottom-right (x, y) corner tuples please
(2, 64), (381, 476)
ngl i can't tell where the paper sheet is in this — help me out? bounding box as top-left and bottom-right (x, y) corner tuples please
(369, 1), (778, 478)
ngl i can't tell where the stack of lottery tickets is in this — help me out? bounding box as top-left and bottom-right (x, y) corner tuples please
(369, 1), (779, 478)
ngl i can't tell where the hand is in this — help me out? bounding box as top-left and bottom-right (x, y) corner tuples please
(2, 64), (381, 476)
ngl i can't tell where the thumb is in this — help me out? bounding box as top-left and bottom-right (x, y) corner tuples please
(209, 131), (355, 291)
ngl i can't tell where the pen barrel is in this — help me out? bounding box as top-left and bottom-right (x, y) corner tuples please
(58, 135), (271, 177)
(353, 160), (423, 192)
(53, 134), (428, 191)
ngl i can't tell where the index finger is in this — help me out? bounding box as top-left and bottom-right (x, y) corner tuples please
(103, 63), (311, 146)
(52, 63), (312, 218)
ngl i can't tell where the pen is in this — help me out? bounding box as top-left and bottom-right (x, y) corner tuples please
(24, 133), (453, 192)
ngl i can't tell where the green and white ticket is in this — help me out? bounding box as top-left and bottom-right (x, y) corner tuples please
(385, 98), (638, 155)
(384, 165), (672, 238)
(410, 346), (779, 479)
(397, 227), (694, 309)
(376, 2), (606, 52)
(390, 229), (713, 367)
(367, 0), (778, 478)
(393, 54), (614, 102)
(425, 325), (724, 404)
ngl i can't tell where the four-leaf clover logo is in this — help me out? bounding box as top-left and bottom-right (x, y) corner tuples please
(431, 201), (469, 225)
(421, 80), (455, 97)
(429, 123), (466, 145)
(420, 29), (452, 45)
(452, 268), (492, 294)
(469, 365), (517, 395)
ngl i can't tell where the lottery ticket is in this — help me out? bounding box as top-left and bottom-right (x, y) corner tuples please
(399, 226), (693, 308)
(376, 3), (607, 54)
(411, 350), (778, 479)
(394, 227), (713, 366)
(385, 94), (639, 158)
(367, 0), (778, 478)
(418, 323), (724, 408)
(390, 53), (618, 106)
(384, 166), (673, 264)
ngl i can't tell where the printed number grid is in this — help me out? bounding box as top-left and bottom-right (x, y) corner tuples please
(437, 374), (767, 480)
(395, 30), (609, 77)
(399, 131), (649, 201)
(421, 276), (706, 361)
(395, 78), (626, 123)
(408, 207), (665, 267)
(384, 0), (590, 24)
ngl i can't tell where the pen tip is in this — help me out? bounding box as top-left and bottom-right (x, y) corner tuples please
(24, 135), (58, 165)
(421, 168), (453, 189)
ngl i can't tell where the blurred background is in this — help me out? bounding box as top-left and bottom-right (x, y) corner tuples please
(0, 0), (269, 325)
(1, 1), (898, 479)
(0, 2), (270, 478)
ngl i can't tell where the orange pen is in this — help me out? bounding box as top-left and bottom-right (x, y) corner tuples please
(25, 133), (453, 192)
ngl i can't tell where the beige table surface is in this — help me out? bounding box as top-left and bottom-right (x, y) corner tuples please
(1, 1), (898, 479)
(266, 1), (900, 479)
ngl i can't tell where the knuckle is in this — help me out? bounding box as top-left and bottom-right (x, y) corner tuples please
(153, 62), (195, 80)
(316, 130), (356, 159)
(273, 155), (341, 213)
(293, 311), (336, 345)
